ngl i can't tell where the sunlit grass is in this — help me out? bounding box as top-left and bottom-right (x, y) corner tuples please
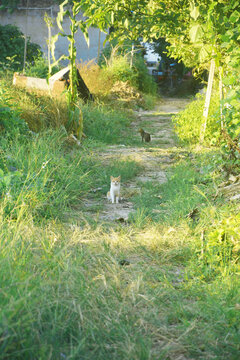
(1, 202), (239, 359)
(0, 71), (239, 360)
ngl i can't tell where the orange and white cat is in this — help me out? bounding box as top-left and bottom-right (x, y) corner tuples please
(107, 176), (121, 204)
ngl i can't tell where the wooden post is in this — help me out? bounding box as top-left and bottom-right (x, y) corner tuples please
(97, 29), (101, 63)
(200, 58), (215, 143)
(219, 66), (224, 130)
(130, 43), (134, 68)
(23, 0), (29, 73)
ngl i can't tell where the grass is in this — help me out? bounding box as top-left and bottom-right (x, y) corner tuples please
(1, 137), (239, 359)
(0, 71), (239, 359)
(1, 202), (239, 359)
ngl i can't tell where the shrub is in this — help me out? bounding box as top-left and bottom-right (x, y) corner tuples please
(0, 88), (29, 136)
(99, 41), (157, 96)
(103, 56), (138, 87)
(205, 214), (240, 270)
(25, 55), (60, 79)
(0, 24), (41, 71)
(172, 92), (220, 144)
(133, 56), (157, 95)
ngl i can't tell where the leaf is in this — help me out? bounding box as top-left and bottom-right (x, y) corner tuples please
(233, 1), (240, 9)
(56, 0), (68, 32)
(83, 31), (90, 47)
(50, 34), (59, 62)
(189, 24), (203, 43)
(78, 22), (90, 47)
(111, 11), (114, 24)
(230, 10), (240, 24)
(190, 6), (200, 20)
(199, 46), (209, 62)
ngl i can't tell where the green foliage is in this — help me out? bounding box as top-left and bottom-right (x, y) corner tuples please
(133, 56), (157, 95)
(103, 56), (138, 86)
(82, 102), (131, 144)
(0, 88), (29, 136)
(172, 92), (220, 144)
(98, 40), (126, 67)
(24, 55), (60, 79)
(203, 214), (240, 272)
(99, 39), (156, 95)
(102, 54), (157, 95)
(82, 0), (240, 150)
(133, 158), (212, 225)
(55, 0), (90, 139)
(0, 130), (91, 219)
(0, 0), (19, 12)
(0, 24), (41, 71)
(0, 83), (239, 359)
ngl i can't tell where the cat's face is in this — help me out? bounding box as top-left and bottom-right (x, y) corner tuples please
(110, 176), (121, 185)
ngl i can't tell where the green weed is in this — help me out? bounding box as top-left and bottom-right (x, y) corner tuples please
(172, 92), (220, 145)
(82, 102), (132, 144)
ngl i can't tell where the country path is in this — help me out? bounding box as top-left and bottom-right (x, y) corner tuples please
(81, 97), (191, 222)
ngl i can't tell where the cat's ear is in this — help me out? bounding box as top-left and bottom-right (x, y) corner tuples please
(118, 176), (121, 181)
(110, 176), (113, 181)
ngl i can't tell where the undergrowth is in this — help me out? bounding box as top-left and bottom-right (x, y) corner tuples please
(172, 92), (220, 145)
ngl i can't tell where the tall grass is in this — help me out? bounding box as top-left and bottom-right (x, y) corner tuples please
(82, 101), (132, 144)
(1, 65), (239, 360)
(1, 195), (239, 359)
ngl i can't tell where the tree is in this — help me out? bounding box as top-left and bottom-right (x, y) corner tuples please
(82, 0), (240, 147)
(54, 0), (90, 140)
(0, 24), (41, 70)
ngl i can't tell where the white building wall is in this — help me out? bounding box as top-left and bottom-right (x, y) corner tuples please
(0, 4), (107, 64)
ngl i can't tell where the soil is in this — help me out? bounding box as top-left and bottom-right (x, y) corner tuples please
(83, 97), (190, 222)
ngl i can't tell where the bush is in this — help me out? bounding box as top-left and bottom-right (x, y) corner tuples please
(133, 56), (157, 95)
(25, 55), (60, 79)
(0, 24), (41, 71)
(103, 56), (138, 87)
(205, 214), (240, 270)
(99, 41), (157, 96)
(172, 92), (220, 144)
(0, 88), (29, 136)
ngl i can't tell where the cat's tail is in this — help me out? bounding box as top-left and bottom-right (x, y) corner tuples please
(107, 191), (111, 201)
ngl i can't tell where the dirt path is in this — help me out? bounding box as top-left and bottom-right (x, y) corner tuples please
(83, 98), (190, 221)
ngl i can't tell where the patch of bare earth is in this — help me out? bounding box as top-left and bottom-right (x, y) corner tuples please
(84, 98), (190, 221)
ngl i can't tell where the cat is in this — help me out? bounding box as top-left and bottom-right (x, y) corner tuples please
(107, 176), (121, 204)
(139, 128), (151, 142)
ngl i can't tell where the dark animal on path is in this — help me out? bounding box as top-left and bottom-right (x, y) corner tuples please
(139, 128), (151, 142)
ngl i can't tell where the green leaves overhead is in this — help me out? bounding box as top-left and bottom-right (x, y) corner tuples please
(190, 2), (200, 21)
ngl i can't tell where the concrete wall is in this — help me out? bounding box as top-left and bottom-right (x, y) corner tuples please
(0, 1), (107, 64)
